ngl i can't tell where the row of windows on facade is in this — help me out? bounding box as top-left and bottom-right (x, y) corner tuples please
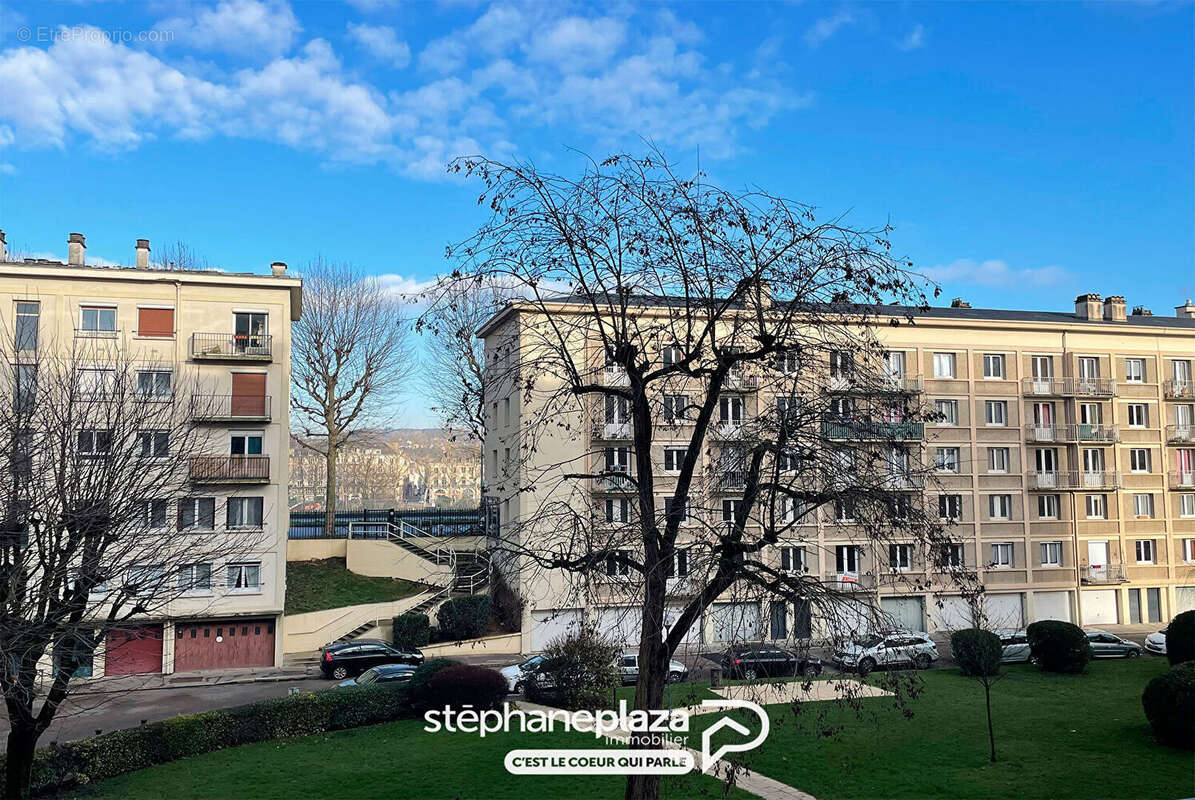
(931, 398), (1193, 427)
(69, 430), (264, 458)
(94, 561), (263, 594)
(13, 302), (269, 344)
(931, 444), (1194, 476)
(133, 497), (265, 529)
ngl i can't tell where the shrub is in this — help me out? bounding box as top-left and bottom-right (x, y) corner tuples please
(1142, 661), (1195, 749)
(491, 570), (525, 634)
(1166, 610), (1195, 666)
(393, 612), (431, 650)
(420, 665), (509, 710)
(437, 595), (491, 642)
(526, 628), (619, 710)
(1026, 620), (1091, 674)
(406, 658), (460, 703)
(950, 629), (1003, 677)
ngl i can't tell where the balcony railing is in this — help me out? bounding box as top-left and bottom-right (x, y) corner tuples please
(1021, 377), (1116, 397)
(822, 570), (876, 591)
(1079, 560), (1127, 585)
(1166, 424), (1195, 443)
(590, 421), (632, 441)
(884, 473), (925, 489)
(713, 471), (747, 491)
(825, 376), (923, 394)
(190, 394), (272, 422)
(1168, 471), (1195, 490)
(191, 333), (273, 361)
(1164, 380), (1194, 400)
(593, 471), (635, 492)
(1029, 470), (1122, 490)
(189, 455), (270, 483)
(1024, 424), (1117, 443)
(821, 419), (925, 441)
(73, 327), (120, 340)
(725, 371), (758, 390)
(599, 366), (629, 387)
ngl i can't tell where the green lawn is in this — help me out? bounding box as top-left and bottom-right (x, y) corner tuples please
(694, 657), (1192, 800)
(284, 558), (423, 616)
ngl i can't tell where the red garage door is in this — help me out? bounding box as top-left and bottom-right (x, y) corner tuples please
(174, 619), (276, 672)
(104, 625), (164, 676)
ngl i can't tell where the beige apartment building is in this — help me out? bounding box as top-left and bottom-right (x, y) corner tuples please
(0, 231), (300, 675)
(481, 292), (1195, 652)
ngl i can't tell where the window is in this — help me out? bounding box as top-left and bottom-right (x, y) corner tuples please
(77, 429), (112, 458)
(663, 497), (688, 524)
(667, 548), (689, 578)
(1127, 404), (1148, 428)
(78, 368), (114, 396)
(888, 544), (912, 571)
(935, 447), (960, 473)
(778, 449), (800, 472)
(605, 395), (629, 425)
(663, 448), (687, 472)
(661, 345), (683, 366)
(721, 499), (743, 522)
(79, 305), (116, 334)
(1130, 448), (1151, 473)
(13, 364), (36, 414)
(1180, 494), (1195, 518)
(14, 302), (38, 351)
(719, 395), (744, 424)
(780, 545), (805, 573)
(774, 351), (800, 374)
(503, 398), (510, 427)
(230, 432), (263, 456)
(829, 351), (853, 379)
(1133, 493), (1155, 519)
(662, 394), (688, 423)
(984, 400), (1007, 426)
(605, 550), (631, 578)
(935, 399), (959, 425)
(988, 494), (1012, 520)
(1125, 358), (1145, 383)
(982, 354), (1005, 379)
(178, 498), (216, 530)
(137, 430), (169, 460)
(604, 447), (630, 474)
(227, 497), (264, 529)
(990, 543), (1014, 568)
(1134, 539), (1156, 563)
(125, 564), (165, 595)
(10, 429), (32, 479)
(227, 562), (261, 592)
(1182, 539), (1195, 562)
(835, 545), (860, 574)
(177, 563), (212, 592)
(136, 499), (168, 529)
(938, 494), (963, 520)
(988, 447), (1009, 473)
(834, 499), (855, 522)
(775, 395), (799, 423)
(605, 498), (630, 523)
(1037, 494), (1060, 519)
(942, 544), (964, 568)
(1040, 542), (1063, 566)
(233, 312), (268, 352)
(932, 352), (957, 378)
(136, 307), (174, 337)
(136, 370), (172, 397)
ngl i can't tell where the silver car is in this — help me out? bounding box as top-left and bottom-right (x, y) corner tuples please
(1084, 629), (1143, 658)
(834, 631), (939, 675)
(1144, 628), (1167, 656)
(498, 655), (544, 693)
(997, 629), (1032, 663)
(615, 652), (689, 685)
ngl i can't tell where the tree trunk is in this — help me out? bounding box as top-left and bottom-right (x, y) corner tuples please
(323, 432), (337, 541)
(624, 564), (669, 800)
(4, 724), (39, 800)
(983, 680), (996, 763)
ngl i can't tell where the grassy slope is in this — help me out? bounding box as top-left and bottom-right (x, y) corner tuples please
(284, 558), (423, 616)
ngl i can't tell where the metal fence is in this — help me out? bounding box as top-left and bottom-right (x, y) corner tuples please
(288, 507), (484, 539)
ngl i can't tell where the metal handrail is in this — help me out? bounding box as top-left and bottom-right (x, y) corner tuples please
(1165, 424), (1195, 442)
(189, 454), (269, 481)
(191, 332), (273, 359)
(1164, 380), (1194, 399)
(1020, 377), (1116, 397)
(190, 394), (272, 420)
(1168, 471), (1195, 489)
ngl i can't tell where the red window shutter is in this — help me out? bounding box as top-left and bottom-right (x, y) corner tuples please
(231, 373), (267, 416)
(138, 308), (174, 337)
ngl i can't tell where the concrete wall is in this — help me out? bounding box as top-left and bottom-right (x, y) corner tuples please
(345, 540), (456, 585)
(283, 593), (433, 653)
(420, 633), (522, 658)
(287, 539), (348, 561)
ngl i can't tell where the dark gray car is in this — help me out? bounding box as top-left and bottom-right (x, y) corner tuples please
(1084, 629), (1143, 658)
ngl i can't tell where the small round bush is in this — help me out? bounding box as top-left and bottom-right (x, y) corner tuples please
(392, 612), (431, 651)
(421, 665), (508, 710)
(406, 658), (460, 702)
(950, 629), (1002, 677)
(1142, 661), (1195, 749)
(1026, 620), (1091, 674)
(527, 629), (619, 710)
(1166, 610), (1195, 666)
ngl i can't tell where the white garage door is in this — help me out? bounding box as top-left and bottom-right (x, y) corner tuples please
(1033, 591), (1071, 623)
(930, 596), (976, 631)
(880, 597), (925, 632)
(985, 594), (1025, 629)
(815, 596), (876, 640)
(1175, 587), (1195, 613)
(530, 609), (582, 651)
(594, 606), (642, 646)
(1081, 590), (1119, 626)
(710, 602), (762, 642)
(664, 603), (702, 645)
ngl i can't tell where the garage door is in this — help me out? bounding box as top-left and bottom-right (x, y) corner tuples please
(1174, 587), (1195, 614)
(1033, 591), (1071, 623)
(880, 596), (925, 632)
(175, 619), (276, 672)
(930, 596), (976, 631)
(594, 607), (642, 647)
(1082, 589), (1119, 625)
(709, 602), (762, 642)
(104, 625), (163, 676)
(664, 604), (702, 645)
(530, 609), (582, 651)
(816, 596), (876, 640)
(985, 594), (1025, 629)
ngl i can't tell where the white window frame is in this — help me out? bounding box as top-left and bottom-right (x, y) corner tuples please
(1125, 358), (1145, 383)
(663, 448), (687, 472)
(177, 563), (212, 594)
(982, 354), (1005, 380)
(935, 399), (959, 426)
(227, 496), (264, 529)
(1085, 494), (1107, 519)
(939, 494), (963, 521)
(988, 494), (1012, 520)
(1129, 448), (1151, 473)
(78, 305), (117, 334)
(605, 498), (630, 523)
(1182, 538), (1195, 563)
(935, 447), (960, 473)
(984, 400), (1007, 426)
(780, 545), (806, 573)
(888, 543), (913, 572)
(1133, 493), (1154, 519)
(1040, 541), (1063, 567)
(226, 562), (262, 594)
(990, 542), (1014, 568)
(988, 447), (1009, 473)
(933, 352), (957, 378)
(1180, 494), (1195, 518)
(1127, 404), (1148, 428)
(1134, 539), (1156, 564)
(1037, 494), (1060, 520)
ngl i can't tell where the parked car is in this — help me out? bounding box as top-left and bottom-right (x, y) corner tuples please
(1084, 629), (1143, 658)
(1144, 628), (1167, 656)
(335, 664), (418, 688)
(719, 645), (823, 680)
(997, 629), (1032, 663)
(320, 640), (423, 680)
(615, 652), (690, 685)
(499, 655), (545, 693)
(834, 631), (938, 675)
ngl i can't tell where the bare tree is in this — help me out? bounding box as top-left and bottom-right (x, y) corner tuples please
(154, 240), (212, 271)
(0, 336), (262, 799)
(290, 260), (414, 538)
(426, 152), (979, 800)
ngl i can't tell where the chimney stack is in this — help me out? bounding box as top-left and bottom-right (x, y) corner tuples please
(1075, 293), (1101, 321)
(135, 239), (151, 269)
(67, 233), (86, 266)
(950, 298), (971, 309)
(1177, 299), (1195, 320)
(1103, 295), (1127, 322)
(270, 261), (288, 277)
(0, 229), (6, 263)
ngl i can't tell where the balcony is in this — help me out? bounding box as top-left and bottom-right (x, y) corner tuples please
(725, 371), (758, 390)
(822, 570), (876, 591)
(189, 455), (270, 483)
(1168, 471), (1195, 490)
(191, 333), (273, 361)
(713, 471), (747, 492)
(593, 471), (635, 493)
(1164, 380), (1194, 400)
(1029, 470), (1122, 490)
(884, 473), (925, 489)
(825, 376), (923, 395)
(190, 394), (272, 422)
(1166, 424), (1195, 443)
(821, 419), (925, 441)
(1020, 377), (1116, 397)
(1079, 560), (1128, 585)
(590, 421), (632, 441)
(599, 366), (629, 387)
(1023, 424), (1117, 443)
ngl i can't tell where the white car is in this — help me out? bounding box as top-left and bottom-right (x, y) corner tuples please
(1144, 628), (1167, 656)
(834, 631), (939, 675)
(996, 629), (1032, 663)
(615, 652), (689, 685)
(499, 655), (544, 693)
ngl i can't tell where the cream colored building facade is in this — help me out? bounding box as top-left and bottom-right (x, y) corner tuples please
(482, 293), (1195, 652)
(0, 231), (300, 675)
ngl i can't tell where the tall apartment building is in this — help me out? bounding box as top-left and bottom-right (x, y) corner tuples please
(0, 231), (300, 675)
(481, 292), (1195, 652)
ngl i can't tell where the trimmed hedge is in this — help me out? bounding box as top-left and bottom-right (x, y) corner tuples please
(1166, 610), (1194, 666)
(407, 658), (460, 705)
(950, 628), (1003, 678)
(393, 612), (431, 650)
(1142, 661), (1195, 749)
(1026, 620), (1091, 674)
(437, 595), (491, 642)
(421, 665), (508, 711)
(2, 685), (412, 796)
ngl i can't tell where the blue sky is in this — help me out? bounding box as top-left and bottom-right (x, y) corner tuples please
(0, 1), (1192, 424)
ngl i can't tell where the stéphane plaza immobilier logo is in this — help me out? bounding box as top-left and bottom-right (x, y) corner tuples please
(424, 698), (769, 775)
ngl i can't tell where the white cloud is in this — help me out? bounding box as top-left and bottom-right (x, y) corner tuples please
(0, 163), (15, 175)
(347, 23), (411, 68)
(898, 24), (926, 52)
(527, 17), (626, 72)
(804, 11), (853, 49)
(156, 0), (301, 59)
(922, 258), (1073, 290)
(342, 0), (399, 11)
